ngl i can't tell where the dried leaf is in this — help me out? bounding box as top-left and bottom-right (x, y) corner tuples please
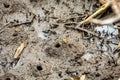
(14, 41), (27, 59)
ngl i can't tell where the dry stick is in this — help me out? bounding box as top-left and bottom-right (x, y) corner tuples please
(79, 2), (111, 24)
(65, 1), (111, 39)
(72, 2), (112, 39)
(78, 27), (100, 37)
(65, 2), (111, 25)
(66, 26), (101, 38)
(92, 0), (120, 25)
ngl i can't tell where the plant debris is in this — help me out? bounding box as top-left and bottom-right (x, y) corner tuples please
(14, 41), (27, 59)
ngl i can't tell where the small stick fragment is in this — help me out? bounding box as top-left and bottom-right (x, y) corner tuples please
(79, 2), (111, 24)
(65, 26), (101, 38)
(92, 0), (120, 25)
(65, 1), (111, 25)
(14, 41), (27, 59)
(78, 27), (99, 37)
(65, 22), (77, 25)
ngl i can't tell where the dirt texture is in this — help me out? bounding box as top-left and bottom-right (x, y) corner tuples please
(0, 0), (120, 80)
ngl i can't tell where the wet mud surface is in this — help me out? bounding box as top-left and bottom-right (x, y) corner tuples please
(0, 0), (120, 80)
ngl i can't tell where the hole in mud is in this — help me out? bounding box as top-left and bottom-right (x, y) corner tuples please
(55, 43), (61, 48)
(68, 44), (72, 48)
(3, 3), (10, 8)
(95, 73), (101, 77)
(5, 78), (11, 80)
(30, 0), (38, 2)
(12, 32), (18, 36)
(58, 72), (62, 78)
(37, 65), (43, 71)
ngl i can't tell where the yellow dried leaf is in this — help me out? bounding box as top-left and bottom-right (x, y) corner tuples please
(14, 42), (26, 59)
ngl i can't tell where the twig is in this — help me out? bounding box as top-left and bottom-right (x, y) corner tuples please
(65, 1), (111, 25)
(91, 0), (120, 25)
(78, 27), (99, 37)
(79, 2), (111, 24)
(65, 26), (101, 38)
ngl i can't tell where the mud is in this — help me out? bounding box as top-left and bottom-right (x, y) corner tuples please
(0, 0), (120, 80)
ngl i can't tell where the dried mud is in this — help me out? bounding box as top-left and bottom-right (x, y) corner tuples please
(0, 0), (120, 80)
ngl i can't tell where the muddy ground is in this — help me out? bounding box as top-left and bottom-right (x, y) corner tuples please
(0, 0), (120, 80)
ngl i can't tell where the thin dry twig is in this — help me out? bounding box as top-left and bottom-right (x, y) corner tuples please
(91, 0), (120, 25)
(65, 2), (110, 25)
(78, 27), (99, 37)
(65, 26), (101, 38)
(79, 2), (111, 24)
